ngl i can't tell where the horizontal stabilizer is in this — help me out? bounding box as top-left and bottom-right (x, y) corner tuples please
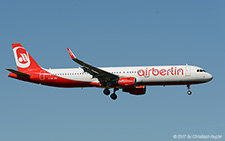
(6, 68), (30, 77)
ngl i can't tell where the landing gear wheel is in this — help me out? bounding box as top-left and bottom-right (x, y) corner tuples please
(103, 89), (110, 96)
(186, 85), (192, 95)
(187, 90), (192, 95)
(110, 93), (117, 100)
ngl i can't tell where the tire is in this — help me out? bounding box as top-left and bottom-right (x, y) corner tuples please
(103, 89), (110, 95)
(110, 93), (117, 100)
(187, 91), (192, 95)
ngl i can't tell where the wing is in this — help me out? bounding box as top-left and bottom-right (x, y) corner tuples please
(67, 48), (119, 85)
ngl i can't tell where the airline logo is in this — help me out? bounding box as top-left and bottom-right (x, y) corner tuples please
(137, 67), (184, 77)
(13, 47), (30, 68)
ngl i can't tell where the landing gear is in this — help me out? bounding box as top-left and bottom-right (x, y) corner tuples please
(103, 88), (119, 100)
(110, 93), (117, 100)
(103, 88), (110, 95)
(110, 88), (119, 100)
(187, 85), (192, 95)
(187, 90), (192, 95)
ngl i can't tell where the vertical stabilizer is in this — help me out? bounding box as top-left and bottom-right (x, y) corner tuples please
(12, 43), (42, 73)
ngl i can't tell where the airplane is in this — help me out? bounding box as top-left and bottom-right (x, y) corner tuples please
(6, 43), (213, 100)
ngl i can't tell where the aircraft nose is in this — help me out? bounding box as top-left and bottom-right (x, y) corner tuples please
(205, 73), (213, 81)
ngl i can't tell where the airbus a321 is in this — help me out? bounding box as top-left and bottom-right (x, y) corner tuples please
(7, 43), (213, 100)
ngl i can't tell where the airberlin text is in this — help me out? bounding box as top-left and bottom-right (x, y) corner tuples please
(137, 67), (184, 77)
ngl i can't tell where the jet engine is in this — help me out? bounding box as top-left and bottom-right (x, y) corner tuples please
(118, 77), (136, 87)
(122, 86), (146, 95)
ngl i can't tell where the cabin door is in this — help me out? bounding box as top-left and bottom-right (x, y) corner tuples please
(39, 70), (45, 80)
(185, 66), (191, 76)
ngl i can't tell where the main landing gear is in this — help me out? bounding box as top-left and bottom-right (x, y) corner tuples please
(187, 85), (192, 95)
(103, 88), (110, 95)
(103, 88), (119, 100)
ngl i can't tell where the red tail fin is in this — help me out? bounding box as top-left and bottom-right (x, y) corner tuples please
(12, 43), (42, 73)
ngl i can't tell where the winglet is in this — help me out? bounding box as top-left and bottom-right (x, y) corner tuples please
(67, 48), (76, 59)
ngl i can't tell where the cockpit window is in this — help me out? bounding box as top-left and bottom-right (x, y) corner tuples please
(197, 69), (206, 72)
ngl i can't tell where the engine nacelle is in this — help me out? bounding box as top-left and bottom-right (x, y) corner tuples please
(122, 86), (146, 95)
(118, 77), (136, 87)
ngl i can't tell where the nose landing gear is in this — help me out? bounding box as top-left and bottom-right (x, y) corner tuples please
(187, 85), (192, 95)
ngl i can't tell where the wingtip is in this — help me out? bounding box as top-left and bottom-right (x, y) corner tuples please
(67, 48), (76, 59)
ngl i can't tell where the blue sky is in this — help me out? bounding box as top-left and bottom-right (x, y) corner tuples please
(0, 0), (224, 140)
